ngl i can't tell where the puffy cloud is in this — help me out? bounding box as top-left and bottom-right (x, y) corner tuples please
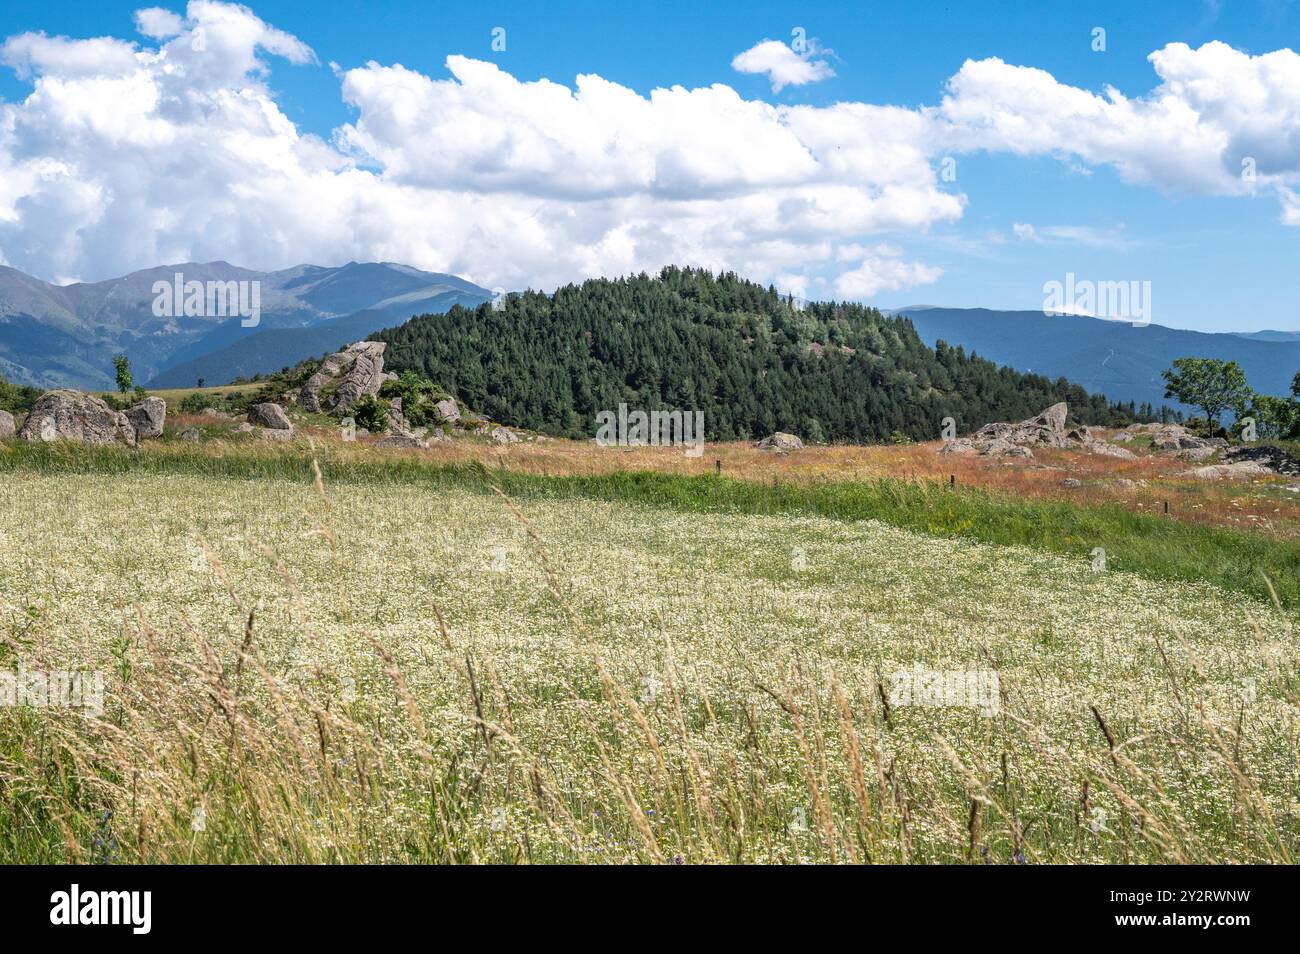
(0, 32), (139, 80)
(731, 39), (834, 92)
(936, 41), (1300, 211)
(833, 245), (943, 298)
(134, 7), (184, 39)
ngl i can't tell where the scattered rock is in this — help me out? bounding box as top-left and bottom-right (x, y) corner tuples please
(981, 438), (1033, 459)
(386, 396), (414, 437)
(1061, 478), (1082, 488)
(234, 422), (254, 433)
(180, 427), (203, 442)
(299, 341), (388, 415)
(1087, 442), (1137, 460)
(949, 403), (1150, 462)
(1121, 421), (1210, 451)
(756, 432), (804, 453)
(17, 390), (137, 446)
(0, 410), (14, 439)
(1179, 462), (1272, 480)
(374, 434), (427, 449)
(1177, 445), (1218, 462)
(256, 428), (293, 443)
(490, 425), (521, 445)
(248, 402), (293, 431)
(1223, 444), (1300, 477)
(124, 396), (167, 440)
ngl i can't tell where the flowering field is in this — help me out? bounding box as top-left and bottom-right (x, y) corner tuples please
(0, 466), (1296, 863)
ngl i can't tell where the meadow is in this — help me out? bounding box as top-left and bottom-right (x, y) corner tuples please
(0, 451), (1296, 863)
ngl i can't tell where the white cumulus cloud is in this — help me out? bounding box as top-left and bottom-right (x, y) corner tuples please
(1, 5), (1300, 301)
(134, 7), (184, 39)
(731, 38), (835, 92)
(833, 245), (943, 298)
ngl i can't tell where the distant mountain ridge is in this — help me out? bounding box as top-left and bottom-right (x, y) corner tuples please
(898, 308), (1300, 412)
(1231, 330), (1300, 343)
(0, 261), (492, 389)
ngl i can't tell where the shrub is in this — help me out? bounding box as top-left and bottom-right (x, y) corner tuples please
(0, 374), (40, 415)
(379, 370), (448, 427)
(352, 394), (388, 433)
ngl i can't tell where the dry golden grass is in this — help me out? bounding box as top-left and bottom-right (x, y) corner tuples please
(228, 418), (1299, 539)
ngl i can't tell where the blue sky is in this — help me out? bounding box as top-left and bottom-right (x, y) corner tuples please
(1, 0), (1299, 332)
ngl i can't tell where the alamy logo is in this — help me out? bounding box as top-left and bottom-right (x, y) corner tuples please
(152, 272), (261, 328)
(50, 884), (151, 934)
(1042, 272), (1151, 326)
(595, 403), (705, 457)
(0, 664), (103, 716)
(888, 668), (1000, 716)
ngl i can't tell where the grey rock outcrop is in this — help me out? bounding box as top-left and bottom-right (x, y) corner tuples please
(490, 425), (521, 445)
(971, 402), (1070, 450)
(18, 390), (137, 446)
(945, 403), (1138, 460)
(124, 396), (167, 440)
(0, 410), (14, 439)
(299, 341), (388, 415)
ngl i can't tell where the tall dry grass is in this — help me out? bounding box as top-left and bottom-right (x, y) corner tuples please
(1, 457), (1295, 864)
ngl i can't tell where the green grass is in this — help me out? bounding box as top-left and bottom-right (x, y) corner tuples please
(2, 438), (1297, 608)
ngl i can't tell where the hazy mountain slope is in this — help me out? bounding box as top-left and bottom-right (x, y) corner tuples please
(1233, 330), (1300, 343)
(147, 287), (488, 388)
(0, 261), (491, 389)
(902, 308), (1300, 411)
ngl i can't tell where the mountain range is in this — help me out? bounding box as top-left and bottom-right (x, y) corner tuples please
(3, 261), (1297, 411)
(895, 307), (1300, 412)
(0, 262), (492, 390)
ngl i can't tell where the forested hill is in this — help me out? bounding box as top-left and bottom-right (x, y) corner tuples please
(372, 267), (1161, 442)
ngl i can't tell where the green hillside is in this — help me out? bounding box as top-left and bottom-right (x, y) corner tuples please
(373, 267), (1162, 442)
